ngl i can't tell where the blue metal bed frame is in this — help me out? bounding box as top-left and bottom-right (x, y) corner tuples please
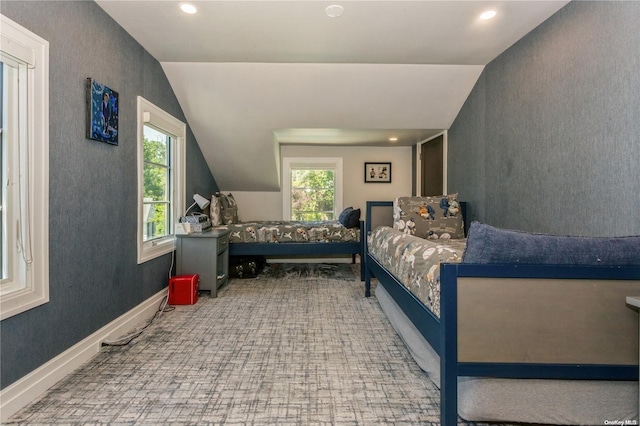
(364, 200), (640, 425)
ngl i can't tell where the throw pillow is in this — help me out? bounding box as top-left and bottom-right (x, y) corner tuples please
(209, 195), (222, 225)
(216, 192), (239, 225)
(463, 221), (640, 265)
(338, 207), (361, 229)
(346, 208), (361, 228)
(339, 207), (353, 225)
(393, 194), (464, 239)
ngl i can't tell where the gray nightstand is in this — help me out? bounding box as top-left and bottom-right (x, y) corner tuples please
(176, 228), (230, 297)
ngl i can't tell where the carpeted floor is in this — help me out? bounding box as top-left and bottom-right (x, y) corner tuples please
(6, 264), (505, 425)
(258, 262), (357, 281)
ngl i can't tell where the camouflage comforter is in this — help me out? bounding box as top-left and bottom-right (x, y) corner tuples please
(368, 226), (465, 318)
(213, 220), (360, 244)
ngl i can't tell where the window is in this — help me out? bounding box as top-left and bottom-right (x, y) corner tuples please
(137, 97), (185, 263)
(282, 157), (343, 221)
(291, 169), (335, 220)
(143, 125), (171, 241)
(0, 15), (50, 320)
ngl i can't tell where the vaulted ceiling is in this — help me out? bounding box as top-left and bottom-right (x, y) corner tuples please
(96, 0), (569, 191)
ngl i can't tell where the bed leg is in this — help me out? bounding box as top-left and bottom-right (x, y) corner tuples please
(364, 267), (371, 297)
(440, 266), (459, 425)
(440, 358), (458, 425)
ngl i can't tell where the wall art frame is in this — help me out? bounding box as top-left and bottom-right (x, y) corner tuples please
(364, 162), (392, 183)
(86, 78), (119, 145)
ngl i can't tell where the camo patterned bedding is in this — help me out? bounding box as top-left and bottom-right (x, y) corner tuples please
(213, 220), (360, 244)
(368, 226), (465, 318)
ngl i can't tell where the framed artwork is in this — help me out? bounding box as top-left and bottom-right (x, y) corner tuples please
(365, 162), (392, 183)
(86, 78), (119, 145)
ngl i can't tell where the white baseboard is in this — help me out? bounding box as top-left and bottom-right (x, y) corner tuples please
(0, 288), (168, 422)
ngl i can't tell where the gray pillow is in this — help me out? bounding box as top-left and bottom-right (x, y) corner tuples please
(393, 195), (464, 239)
(216, 193), (239, 224)
(462, 222), (640, 266)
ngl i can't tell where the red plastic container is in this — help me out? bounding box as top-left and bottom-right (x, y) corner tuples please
(168, 274), (199, 305)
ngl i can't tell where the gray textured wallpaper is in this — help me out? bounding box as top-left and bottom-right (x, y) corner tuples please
(449, 1), (640, 237)
(0, 1), (218, 389)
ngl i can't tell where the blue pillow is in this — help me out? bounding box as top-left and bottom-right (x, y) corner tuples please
(346, 208), (361, 228)
(339, 207), (353, 225)
(463, 221), (640, 266)
(339, 207), (361, 229)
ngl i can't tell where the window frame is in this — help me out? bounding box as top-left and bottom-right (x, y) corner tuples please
(0, 15), (50, 321)
(282, 157), (343, 221)
(136, 96), (185, 264)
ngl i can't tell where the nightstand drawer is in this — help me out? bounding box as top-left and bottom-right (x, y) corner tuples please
(217, 233), (229, 253)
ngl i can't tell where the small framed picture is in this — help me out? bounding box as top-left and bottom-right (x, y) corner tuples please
(86, 78), (119, 145)
(365, 162), (392, 183)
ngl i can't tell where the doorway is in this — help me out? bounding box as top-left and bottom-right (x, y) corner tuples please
(418, 133), (446, 196)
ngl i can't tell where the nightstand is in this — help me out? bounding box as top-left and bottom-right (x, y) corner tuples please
(176, 228), (230, 297)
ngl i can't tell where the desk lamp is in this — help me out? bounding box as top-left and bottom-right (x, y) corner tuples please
(184, 193), (210, 216)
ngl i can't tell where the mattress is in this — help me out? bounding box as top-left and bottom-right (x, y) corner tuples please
(368, 226), (465, 317)
(214, 220), (360, 244)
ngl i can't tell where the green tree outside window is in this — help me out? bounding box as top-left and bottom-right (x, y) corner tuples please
(291, 169), (335, 221)
(143, 125), (172, 240)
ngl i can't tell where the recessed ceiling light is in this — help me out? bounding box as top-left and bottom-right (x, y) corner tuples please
(180, 3), (197, 14)
(325, 5), (344, 18)
(479, 10), (497, 20)
(389, 137), (398, 142)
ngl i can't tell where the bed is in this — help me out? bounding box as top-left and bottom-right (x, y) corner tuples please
(364, 198), (640, 425)
(209, 193), (365, 279)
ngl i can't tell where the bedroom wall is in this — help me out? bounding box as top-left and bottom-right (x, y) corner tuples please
(448, 0), (640, 237)
(228, 145), (413, 221)
(0, 2), (218, 390)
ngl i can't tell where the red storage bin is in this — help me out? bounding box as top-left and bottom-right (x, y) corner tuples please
(168, 274), (199, 305)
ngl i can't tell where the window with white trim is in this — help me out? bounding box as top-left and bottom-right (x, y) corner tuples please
(282, 157), (343, 221)
(137, 96), (185, 264)
(0, 15), (50, 320)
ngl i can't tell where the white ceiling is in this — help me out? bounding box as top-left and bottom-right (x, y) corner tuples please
(96, 0), (569, 191)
